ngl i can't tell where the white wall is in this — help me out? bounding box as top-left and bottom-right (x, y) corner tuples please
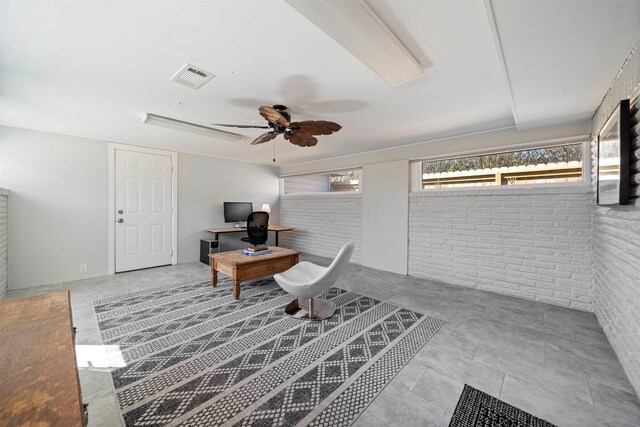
(178, 152), (280, 260)
(279, 193), (362, 264)
(0, 126), (280, 289)
(278, 121), (590, 281)
(590, 41), (640, 396)
(278, 180), (596, 310)
(0, 126), (109, 289)
(361, 160), (408, 274)
(279, 121), (590, 176)
(0, 189), (8, 299)
(409, 185), (594, 310)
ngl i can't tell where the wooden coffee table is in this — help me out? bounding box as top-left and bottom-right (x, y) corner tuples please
(209, 247), (299, 299)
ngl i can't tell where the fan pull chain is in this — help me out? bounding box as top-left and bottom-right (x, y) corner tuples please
(273, 138), (276, 163)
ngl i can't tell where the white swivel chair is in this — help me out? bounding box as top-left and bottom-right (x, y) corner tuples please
(274, 241), (354, 320)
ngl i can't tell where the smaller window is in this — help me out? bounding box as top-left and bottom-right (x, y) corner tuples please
(282, 168), (361, 194)
(419, 143), (584, 189)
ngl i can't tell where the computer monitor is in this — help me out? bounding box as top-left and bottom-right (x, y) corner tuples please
(223, 202), (253, 225)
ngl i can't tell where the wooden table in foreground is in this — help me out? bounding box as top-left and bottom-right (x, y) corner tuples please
(0, 290), (87, 426)
(210, 247), (299, 299)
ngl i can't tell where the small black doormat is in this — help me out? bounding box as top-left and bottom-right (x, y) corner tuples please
(449, 385), (557, 427)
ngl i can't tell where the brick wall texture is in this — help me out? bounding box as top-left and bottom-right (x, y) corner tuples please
(408, 186), (594, 311)
(279, 193), (362, 264)
(0, 190), (7, 300)
(277, 42), (640, 395)
(590, 40), (640, 396)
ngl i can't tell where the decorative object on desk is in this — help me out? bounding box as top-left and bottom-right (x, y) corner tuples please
(93, 277), (445, 427)
(260, 203), (271, 213)
(597, 98), (630, 206)
(261, 203), (271, 224)
(245, 246), (268, 252)
(241, 211), (269, 249)
(210, 105), (341, 149)
(449, 385), (557, 427)
(243, 249), (273, 256)
(275, 241), (354, 320)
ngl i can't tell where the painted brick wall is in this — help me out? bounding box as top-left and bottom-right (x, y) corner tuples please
(590, 39), (640, 396)
(279, 193), (362, 264)
(408, 185), (594, 311)
(0, 189), (8, 300)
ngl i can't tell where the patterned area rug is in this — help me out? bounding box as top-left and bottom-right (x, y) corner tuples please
(449, 385), (557, 427)
(94, 277), (445, 426)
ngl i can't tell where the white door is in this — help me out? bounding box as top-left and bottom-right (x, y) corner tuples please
(115, 149), (173, 272)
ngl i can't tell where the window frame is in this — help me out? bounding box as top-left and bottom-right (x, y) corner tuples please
(410, 139), (590, 192)
(280, 167), (363, 195)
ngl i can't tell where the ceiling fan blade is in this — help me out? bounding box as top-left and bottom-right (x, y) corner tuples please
(250, 131), (277, 145)
(210, 123), (269, 129)
(259, 105), (290, 127)
(289, 120), (342, 136)
(287, 133), (318, 147)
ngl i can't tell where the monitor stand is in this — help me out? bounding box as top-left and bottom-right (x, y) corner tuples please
(234, 222), (242, 228)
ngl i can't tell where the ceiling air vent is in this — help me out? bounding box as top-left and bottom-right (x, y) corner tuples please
(170, 63), (214, 89)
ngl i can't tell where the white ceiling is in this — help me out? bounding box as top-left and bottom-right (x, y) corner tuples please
(1, 0), (639, 166)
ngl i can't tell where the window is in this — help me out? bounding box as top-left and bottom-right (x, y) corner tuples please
(329, 170), (360, 192)
(418, 143), (584, 189)
(282, 168), (361, 194)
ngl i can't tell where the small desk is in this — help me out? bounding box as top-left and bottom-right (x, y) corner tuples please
(207, 225), (294, 247)
(210, 247), (299, 299)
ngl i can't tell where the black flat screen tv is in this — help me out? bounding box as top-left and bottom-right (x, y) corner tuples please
(223, 202), (253, 223)
(597, 99), (631, 206)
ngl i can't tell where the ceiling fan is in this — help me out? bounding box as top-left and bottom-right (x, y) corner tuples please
(211, 105), (341, 147)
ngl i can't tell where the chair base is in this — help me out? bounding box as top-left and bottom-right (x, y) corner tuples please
(284, 298), (336, 321)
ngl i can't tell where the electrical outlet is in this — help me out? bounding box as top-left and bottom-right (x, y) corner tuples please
(80, 264), (88, 274)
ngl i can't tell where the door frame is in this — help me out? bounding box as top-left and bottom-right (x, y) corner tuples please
(108, 143), (178, 274)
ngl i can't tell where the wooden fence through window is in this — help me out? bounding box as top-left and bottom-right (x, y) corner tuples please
(422, 162), (583, 188)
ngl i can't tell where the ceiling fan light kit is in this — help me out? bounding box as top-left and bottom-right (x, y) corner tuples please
(142, 113), (243, 142)
(285, 0), (422, 85)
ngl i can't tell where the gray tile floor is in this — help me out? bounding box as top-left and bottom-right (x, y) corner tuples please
(6, 256), (640, 427)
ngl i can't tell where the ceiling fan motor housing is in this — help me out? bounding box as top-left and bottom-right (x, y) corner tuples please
(268, 105), (291, 133)
(274, 105), (291, 120)
(269, 123), (287, 133)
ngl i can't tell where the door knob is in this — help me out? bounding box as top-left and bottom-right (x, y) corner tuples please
(117, 210), (123, 214)
(117, 218), (124, 223)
